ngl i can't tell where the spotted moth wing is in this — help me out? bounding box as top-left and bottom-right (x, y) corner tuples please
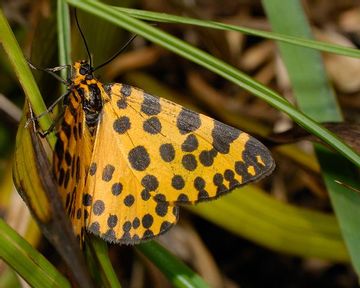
(53, 90), (93, 245)
(85, 87), (179, 244)
(85, 83), (274, 243)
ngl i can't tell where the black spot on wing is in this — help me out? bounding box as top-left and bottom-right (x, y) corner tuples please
(131, 234), (140, 242)
(177, 193), (189, 202)
(141, 175), (159, 191)
(113, 116), (131, 134)
(123, 221), (131, 232)
(171, 175), (185, 190)
(84, 209), (89, 219)
(93, 200), (105, 215)
(78, 121), (83, 138)
(72, 125), (78, 141)
(176, 108), (201, 134)
(65, 193), (70, 208)
(128, 146), (150, 171)
(224, 169), (239, 188)
(102, 164), (115, 182)
(141, 189), (151, 201)
(132, 218), (140, 229)
(61, 121), (71, 139)
(181, 134), (199, 152)
(142, 214), (154, 228)
(89, 162), (97, 176)
(121, 84), (132, 97)
(143, 117), (162, 134)
(143, 229), (154, 239)
(75, 156), (80, 183)
(103, 229), (116, 242)
(155, 202), (168, 216)
(212, 120), (241, 154)
(76, 208), (82, 219)
(117, 98), (127, 109)
(213, 173), (227, 195)
(112, 182), (123, 196)
(124, 194), (135, 206)
(88, 221), (100, 234)
(154, 194), (166, 203)
(107, 215), (118, 228)
(199, 149), (217, 167)
(70, 154), (76, 178)
(194, 177), (206, 191)
(160, 221), (172, 233)
(141, 93), (161, 116)
(103, 83), (113, 95)
(182, 154), (197, 171)
(159, 143), (175, 162)
(194, 176), (209, 202)
(68, 101), (77, 120)
(76, 87), (85, 100)
(197, 190), (209, 201)
(55, 137), (64, 162)
(65, 151), (72, 166)
(58, 168), (65, 185)
(63, 169), (70, 188)
(235, 138), (275, 181)
(83, 193), (92, 206)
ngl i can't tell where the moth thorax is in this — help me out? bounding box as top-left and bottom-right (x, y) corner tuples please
(83, 83), (103, 130)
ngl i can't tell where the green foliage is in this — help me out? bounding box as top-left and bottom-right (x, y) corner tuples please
(263, 0), (360, 274)
(1, 0), (359, 286)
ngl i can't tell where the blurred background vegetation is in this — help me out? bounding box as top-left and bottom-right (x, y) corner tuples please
(0, 0), (359, 287)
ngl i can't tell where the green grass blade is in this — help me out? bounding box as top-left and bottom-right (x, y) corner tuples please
(114, 7), (360, 59)
(263, 0), (360, 274)
(263, 1), (340, 122)
(189, 185), (349, 261)
(137, 241), (210, 288)
(66, 0), (359, 167)
(0, 8), (56, 146)
(90, 237), (122, 288)
(0, 266), (22, 288)
(0, 218), (70, 288)
(57, 0), (71, 83)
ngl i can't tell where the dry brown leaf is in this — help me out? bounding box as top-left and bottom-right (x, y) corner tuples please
(317, 29), (360, 93)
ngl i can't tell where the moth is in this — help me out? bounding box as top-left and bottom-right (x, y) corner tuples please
(53, 59), (275, 245)
(45, 11), (275, 246)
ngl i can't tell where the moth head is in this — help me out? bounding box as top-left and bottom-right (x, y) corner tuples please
(72, 60), (94, 84)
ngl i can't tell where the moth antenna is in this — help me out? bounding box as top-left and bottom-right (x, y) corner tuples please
(74, 9), (92, 68)
(93, 34), (137, 72)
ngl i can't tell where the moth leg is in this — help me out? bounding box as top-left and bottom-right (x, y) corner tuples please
(25, 87), (71, 128)
(32, 89), (70, 118)
(26, 103), (65, 138)
(36, 113), (64, 138)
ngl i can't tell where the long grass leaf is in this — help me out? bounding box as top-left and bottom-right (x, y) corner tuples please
(0, 218), (70, 288)
(0, 9), (55, 146)
(66, 0), (359, 167)
(115, 7), (360, 58)
(137, 241), (210, 288)
(263, 0), (360, 274)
